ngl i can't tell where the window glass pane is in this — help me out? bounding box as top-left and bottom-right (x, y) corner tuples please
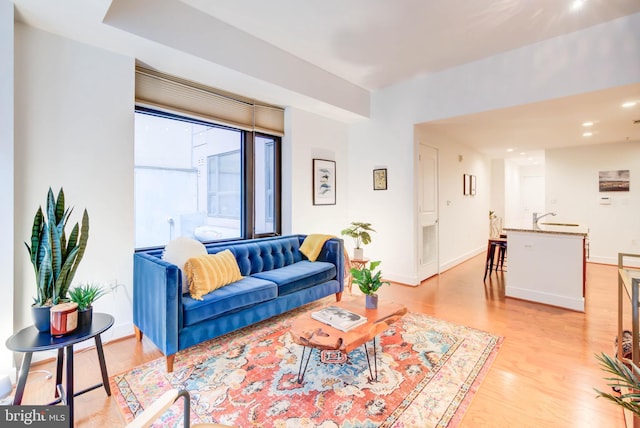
(254, 135), (276, 235)
(207, 151), (241, 218)
(134, 111), (242, 247)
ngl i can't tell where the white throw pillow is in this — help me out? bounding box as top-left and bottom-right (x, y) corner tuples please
(162, 237), (208, 294)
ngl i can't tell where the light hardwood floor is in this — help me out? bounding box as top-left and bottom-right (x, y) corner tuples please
(16, 253), (625, 427)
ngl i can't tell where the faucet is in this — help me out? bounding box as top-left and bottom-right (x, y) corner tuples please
(532, 212), (556, 227)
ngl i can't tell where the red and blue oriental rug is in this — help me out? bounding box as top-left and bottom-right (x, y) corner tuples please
(112, 301), (502, 427)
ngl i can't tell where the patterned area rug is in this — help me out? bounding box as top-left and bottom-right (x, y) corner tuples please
(112, 302), (502, 427)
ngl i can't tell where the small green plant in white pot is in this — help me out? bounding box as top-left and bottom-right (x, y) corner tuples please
(350, 260), (389, 309)
(341, 222), (375, 259)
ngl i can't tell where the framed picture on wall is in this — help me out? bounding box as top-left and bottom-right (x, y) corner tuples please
(599, 170), (630, 192)
(373, 168), (387, 190)
(470, 175), (476, 195)
(313, 159), (336, 205)
(463, 174), (470, 195)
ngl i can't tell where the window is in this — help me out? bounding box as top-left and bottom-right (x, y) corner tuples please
(134, 109), (281, 248)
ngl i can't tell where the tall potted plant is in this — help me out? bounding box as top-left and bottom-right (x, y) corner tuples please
(25, 188), (89, 332)
(350, 260), (389, 309)
(341, 222), (375, 259)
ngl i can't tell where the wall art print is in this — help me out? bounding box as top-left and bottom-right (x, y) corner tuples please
(313, 159), (336, 205)
(373, 168), (387, 190)
(599, 170), (629, 192)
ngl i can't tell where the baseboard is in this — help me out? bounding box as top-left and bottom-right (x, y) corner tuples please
(384, 245), (486, 286)
(439, 246), (486, 273)
(384, 272), (420, 286)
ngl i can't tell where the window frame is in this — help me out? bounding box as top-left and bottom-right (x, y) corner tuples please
(134, 107), (281, 249)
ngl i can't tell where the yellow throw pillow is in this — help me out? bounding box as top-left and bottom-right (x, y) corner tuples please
(300, 234), (334, 262)
(184, 250), (243, 300)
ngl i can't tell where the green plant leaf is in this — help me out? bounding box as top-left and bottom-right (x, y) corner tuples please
(595, 352), (640, 417)
(27, 188), (89, 306)
(350, 260), (389, 295)
(341, 222), (375, 248)
(69, 283), (108, 310)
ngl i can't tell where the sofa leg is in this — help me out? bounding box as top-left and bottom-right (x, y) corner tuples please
(134, 325), (143, 341)
(335, 292), (342, 302)
(166, 355), (175, 373)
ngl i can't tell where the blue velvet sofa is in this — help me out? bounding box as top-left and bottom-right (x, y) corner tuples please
(133, 234), (344, 372)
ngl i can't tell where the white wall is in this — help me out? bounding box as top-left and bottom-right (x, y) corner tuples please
(490, 159), (505, 222)
(285, 108), (350, 238)
(14, 24), (135, 350)
(349, 101), (416, 283)
(348, 13), (640, 283)
(546, 142), (640, 264)
(0, 0), (15, 374)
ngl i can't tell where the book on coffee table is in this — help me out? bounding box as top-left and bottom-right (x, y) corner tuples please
(311, 306), (368, 332)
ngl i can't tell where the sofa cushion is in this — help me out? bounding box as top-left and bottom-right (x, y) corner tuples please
(182, 276), (277, 327)
(184, 250), (243, 300)
(162, 237), (208, 294)
(252, 260), (336, 296)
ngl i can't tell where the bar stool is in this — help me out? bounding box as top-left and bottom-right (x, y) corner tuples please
(483, 237), (507, 280)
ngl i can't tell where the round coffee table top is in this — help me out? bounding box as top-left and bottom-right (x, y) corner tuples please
(6, 313), (114, 353)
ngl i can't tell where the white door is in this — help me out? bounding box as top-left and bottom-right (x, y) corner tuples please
(417, 144), (439, 280)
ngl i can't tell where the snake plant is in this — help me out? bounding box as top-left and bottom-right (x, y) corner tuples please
(25, 188), (89, 306)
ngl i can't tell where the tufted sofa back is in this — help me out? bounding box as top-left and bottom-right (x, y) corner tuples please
(206, 236), (303, 276)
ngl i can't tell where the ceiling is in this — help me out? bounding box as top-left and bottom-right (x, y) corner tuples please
(11, 0), (640, 161)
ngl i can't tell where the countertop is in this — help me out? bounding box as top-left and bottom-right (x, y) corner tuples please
(503, 223), (589, 237)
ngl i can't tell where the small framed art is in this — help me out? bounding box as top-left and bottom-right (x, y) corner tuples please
(463, 174), (470, 195)
(373, 168), (387, 190)
(313, 159), (336, 205)
(470, 175), (476, 196)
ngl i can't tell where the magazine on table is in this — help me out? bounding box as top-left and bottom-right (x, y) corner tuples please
(311, 306), (368, 332)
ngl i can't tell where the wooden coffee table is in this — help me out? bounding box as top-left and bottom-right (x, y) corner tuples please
(290, 298), (407, 383)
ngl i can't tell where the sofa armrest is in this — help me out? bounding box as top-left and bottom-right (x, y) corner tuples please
(133, 252), (181, 356)
(315, 237), (345, 291)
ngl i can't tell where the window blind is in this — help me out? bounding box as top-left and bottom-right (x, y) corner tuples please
(135, 66), (284, 136)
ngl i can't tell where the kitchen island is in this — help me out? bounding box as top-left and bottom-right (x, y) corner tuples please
(503, 223), (589, 312)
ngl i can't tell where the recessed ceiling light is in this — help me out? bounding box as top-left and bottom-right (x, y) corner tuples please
(519, 152), (526, 156)
(570, 0), (586, 11)
(582, 121), (593, 127)
(506, 148), (514, 152)
(583, 132), (593, 137)
(622, 101), (637, 108)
